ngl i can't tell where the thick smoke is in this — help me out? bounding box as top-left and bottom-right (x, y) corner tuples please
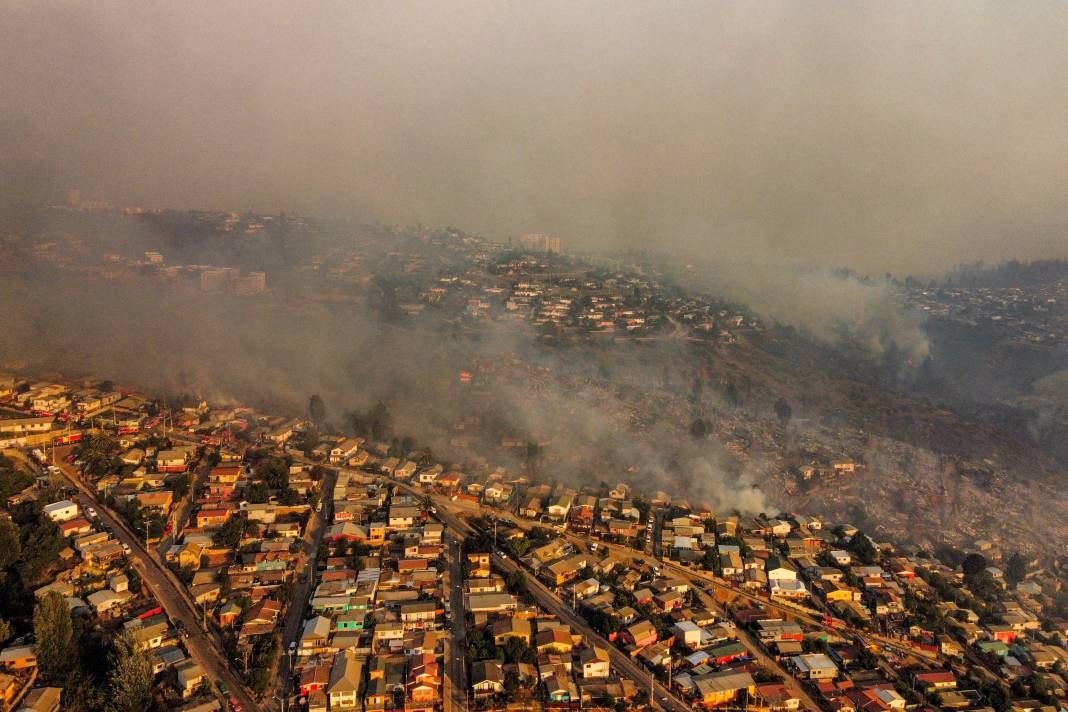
(3, 2), (1068, 275)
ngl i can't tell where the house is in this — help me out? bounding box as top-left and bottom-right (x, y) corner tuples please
(484, 483), (512, 504)
(87, 589), (133, 616)
(769, 579), (808, 599)
(579, 646), (611, 678)
(328, 650), (364, 710)
(17, 686), (62, 712)
(547, 494), (573, 520)
(466, 593), (517, 614)
(623, 620), (658, 648)
(765, 556), (797, 581)
(546, 673), (578, 702)
(330, 438), (363, 465)
(790, 653), (838, 680)
(42, 500), (79, 523)
(466, 552), (491, 578)
(471, 660), (505, 697)
(299, 662), (332, 697)
(406, 653), (440, 710)
(388, 506), (419, 530)
(0, 673), (18, 708)
(692, 671), (756, 708)
(300, 616), (333, 653)
(57, 518), (91, 538)
(195, 508), (231, 529)
(399, 600), (439, 629)
(0, 645), (36, 670)
(156, 449), (190, 473)
(176, 660), (206, 698)
(491, 616), (532, 645)
(913, 671), (957, 694)
(535, 628), (574, 654)
(673, 621), (705, 650)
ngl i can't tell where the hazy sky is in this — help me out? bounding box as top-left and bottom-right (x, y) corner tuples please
(3, 1), (1068, 274)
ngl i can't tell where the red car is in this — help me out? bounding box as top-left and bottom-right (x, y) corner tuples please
(229, 696), (241, 711)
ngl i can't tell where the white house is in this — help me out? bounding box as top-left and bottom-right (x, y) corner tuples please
(43, 500), (79, 523)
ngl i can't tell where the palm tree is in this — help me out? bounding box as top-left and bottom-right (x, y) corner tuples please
(82, 433), (118, 476)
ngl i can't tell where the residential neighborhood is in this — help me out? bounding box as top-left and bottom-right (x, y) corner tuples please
(1, 372), (1067, 712)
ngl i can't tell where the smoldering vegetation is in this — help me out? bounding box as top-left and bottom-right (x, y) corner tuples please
(0, 217), (773, 513)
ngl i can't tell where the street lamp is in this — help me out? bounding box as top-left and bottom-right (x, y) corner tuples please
(273, 695), (287, 712)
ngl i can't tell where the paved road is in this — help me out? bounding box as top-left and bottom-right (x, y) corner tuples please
(447, 496), (936, 663)
(54, 450), (260, 711)
(398, 487), (691, 712)
(158, 453), (212, 555)
(491, 553), (690, 712)
(687, 587), (821, 711)
(272, 467), (337, 709)
(443, 533), (468, 712)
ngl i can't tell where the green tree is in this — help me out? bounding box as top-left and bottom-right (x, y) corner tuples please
(82, 433), (119, 477)
(247, 482), (270, 504)
(1004, 552), (1027, 587)
(0, 516), (22, 569)
(212, 517), (246, 548)
(34, 591), (74, 677)
(170, 473), (193, 500)
(962, 553), (988, 577)
(63, 670), (108, 712)
(107, 633), (154, 712)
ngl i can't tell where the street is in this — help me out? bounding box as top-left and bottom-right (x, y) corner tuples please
(491, 553), (691, 712)
(53, 449), (260, 711)
(272, 466), (338, 709)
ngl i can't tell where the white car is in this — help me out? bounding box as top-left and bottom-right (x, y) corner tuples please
(121, 543), (132, 555)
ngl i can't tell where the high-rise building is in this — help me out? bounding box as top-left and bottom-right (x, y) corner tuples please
(519, 233), (562, 253)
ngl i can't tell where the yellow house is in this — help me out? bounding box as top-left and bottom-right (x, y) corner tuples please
(0, 673), (18, 707)
(695, 672), (756, 708)
(177, 542), (204, 570)
(467, 552), (491, 578)
(368, 523), (386, 547)
(136, 490), (174, 512)
(491, 617), (531, 645)
(535, 628), (574, 654)
(825, 586), (859, 603)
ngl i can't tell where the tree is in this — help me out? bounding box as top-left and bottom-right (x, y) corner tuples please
(170, 473), (193, 500)
(213, 517), (246, 548)
(774, 397), (793, 424)
(63, 670), (107, 712)
(308, 394), (327, 426)
(82, 433), (119, 477)
(247, 482), (270, 504)
(0, 618), (12, 646)
(723, 380), (741, 407)
(107, 633), (153, 712)
(848, 532), (878, 565)
(34, 591), (74, 677)
(962, 553), (988, 577)
(1004, 552), (1027, 588)
(254, 457), (290, 491)
(0, 516), (21, 569)
(689, 418), (709, 440)
(367, 401), (392, 441)
(524, 441), (544, 477)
